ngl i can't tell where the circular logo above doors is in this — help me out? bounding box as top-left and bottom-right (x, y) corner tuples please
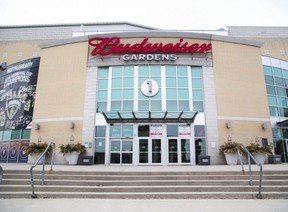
(141, 79), (159, 97)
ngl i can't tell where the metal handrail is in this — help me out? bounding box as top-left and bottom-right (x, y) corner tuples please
(30, 142), (55, 198)
(237, 144), (263, 199)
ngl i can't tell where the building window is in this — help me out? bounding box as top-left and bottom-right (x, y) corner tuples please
(264, 65), (288, 117)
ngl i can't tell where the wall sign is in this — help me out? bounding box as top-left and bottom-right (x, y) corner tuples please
(88, 37), (212, 61)
(141, 79), (159, 97)
(0, 57), (40, 130)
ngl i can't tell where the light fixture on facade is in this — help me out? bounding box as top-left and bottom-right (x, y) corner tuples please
(35, 123), (40, 130)
(0, 62), (7, 71)
(70, 122), (75, 129)
(262, 123), (267, 130)
(226, 121), (231, 129)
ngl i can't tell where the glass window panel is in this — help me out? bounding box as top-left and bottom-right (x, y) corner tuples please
(191, 67), (202, 78)
(123, 100), (133, 111)
(193, 101), (204, 112)
(177, 66), (188, 76)
(123, 66), (134, 76)
(278, 107), (284, 117)
(263, 66), (272, 75)
(0, 131), (3, 140)
(192, 78), (203, 88)
(111, 101), (121, 111)
(178, 100), (189, 111)
(277, 97), (287, 107)
(112, 78), (122, 88)
(284, 108), (288, 117)
(138, 125), (149, 137)
(152, 90), (161, 100)
(94, 153), (105, 164)
(194, 125), (205, 137)
(284, 79), (288, 87)
(275, 77), (284, 86)
(98, 68), (109, 78)
(110, 153), (120, 164)
(283, 70), (288, 79)
(276, 87), (286, 96)
(97, 90), (107, 101)
(178, 89), (189, 99)
(11, 130), (21, 139)
(265, 75), (274, 85)
(272, 128), (281, 138)
(153, 77), (161, 86)
(138, 100), (149, 111)
(3, 130), (11, 140)
(110, 126), (121, 138)
(123, 89), (133, 99)
(166, 89), (177, 99)
(98, 79), (108, 89)
(167, 100), (177, 111)
(167, 125), (178, 137)
(150, 66), (161, 76)
(122, 140), (133, 151)
(138, 78), (147, 87)
(122, 126), (133, 138)
(95, 138), (105, 152)
(177, 78), (188, 87)
(111, 89), (122, 100)
(95, 126), (106, 137)
(151, 100), (162, 111)
(97, 102), (107, 112)
(166, 77), (176, 87)
(268, 96), (277, 106)
(266, 85), (276, 95)
(166, 66), (176, 76)
(138, 90), (147, 100)
(193, 90), (203, 100)
(122, 153), (133, 164)
(269, 106), (278, 116)
(273, 67), (282, 77)
(112, 66), (122, 76)
(138, 66), (149, 76)
(123, 78), (134, 88)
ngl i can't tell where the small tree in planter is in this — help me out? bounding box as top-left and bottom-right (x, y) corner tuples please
(24, 142), (53, 164)
(246, 143), (273, 164)
(219, 141), (240, 165)
(59, 143), (86, 165)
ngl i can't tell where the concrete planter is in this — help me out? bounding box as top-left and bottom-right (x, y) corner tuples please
(224, 153), (238, 165)
(64, 152), (80, 165)
(253, 153), (266, 165)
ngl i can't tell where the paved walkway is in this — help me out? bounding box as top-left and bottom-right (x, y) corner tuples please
(1, 163), (288, 212)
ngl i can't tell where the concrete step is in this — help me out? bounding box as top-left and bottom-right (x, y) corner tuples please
(1, 169), (288, 199)
(1, 191), (288, 199)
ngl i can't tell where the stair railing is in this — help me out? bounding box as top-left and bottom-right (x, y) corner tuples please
(30, 142), (55, 198)
(237, 144), (263, 199)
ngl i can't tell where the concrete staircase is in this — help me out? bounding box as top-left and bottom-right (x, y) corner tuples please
(1, 169), (288, 199)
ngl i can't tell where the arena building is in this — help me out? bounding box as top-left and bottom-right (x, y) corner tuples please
(0, 22), (287, 165)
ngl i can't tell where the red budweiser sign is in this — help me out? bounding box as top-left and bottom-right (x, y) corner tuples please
(88, 37), (212, 56)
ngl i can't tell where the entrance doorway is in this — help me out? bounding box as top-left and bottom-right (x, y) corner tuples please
(168, 138), (191, 164)
(110, 139), (133, 164)
(138, 138), (162, 165)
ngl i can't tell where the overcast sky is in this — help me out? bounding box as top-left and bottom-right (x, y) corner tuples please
(0, 0), (287, 30)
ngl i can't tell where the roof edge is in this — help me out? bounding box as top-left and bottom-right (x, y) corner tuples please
(39, 31), (263, 49)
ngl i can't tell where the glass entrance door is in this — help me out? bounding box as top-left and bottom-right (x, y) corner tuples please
(168, 138), (191, 164)
(139, 138), (162, 165)
(110, 139), (133, 164)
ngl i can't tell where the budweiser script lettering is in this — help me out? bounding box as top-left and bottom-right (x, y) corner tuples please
(88, 37), (212, 56)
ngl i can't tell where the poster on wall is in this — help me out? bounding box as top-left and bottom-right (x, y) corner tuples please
(179, 125), (191, 136)
(0, 141), (9, 162)
(150, 125), (162, 136)
(8, 140), (19, 163)
(0, 57), (40, 130)
(18, 140), (29, 163)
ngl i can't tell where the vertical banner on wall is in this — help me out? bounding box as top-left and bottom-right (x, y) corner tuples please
(18, 140), (29, 163)
(0, 141), (9, 162)
(0, 57), (40, 131)
(8, 140), (19, 163)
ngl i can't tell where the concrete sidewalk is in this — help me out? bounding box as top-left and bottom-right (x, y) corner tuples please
(0, 199), (288, 212)
(1, 163), (288, 172)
